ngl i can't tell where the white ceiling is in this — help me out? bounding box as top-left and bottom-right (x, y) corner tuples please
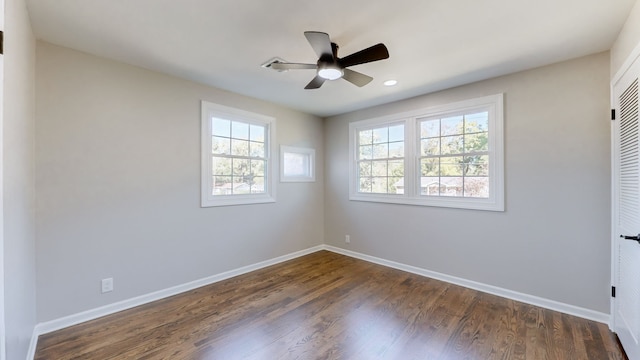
(26, 0), (636, 117)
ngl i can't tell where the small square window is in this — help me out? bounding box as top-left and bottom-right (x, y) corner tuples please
(280, 146), (315, 182)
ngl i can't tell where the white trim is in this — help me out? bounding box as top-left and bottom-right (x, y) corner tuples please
(612, 40), (640, 88)
(0, 54), (4, 360)
(28, 244), (610, 358)
(200, 101), (277, 207)
(348, 94), (505, 212)
(26, 331), (38, 360)
(31, 246), (323, 339)
(0, 52), (4, 360)
(280, 146), (316, 182)
(0, 111), (4, 358)
(324, 246), (610, 324)
(0, 1), (5, 357)
(610, 104), (617, 331)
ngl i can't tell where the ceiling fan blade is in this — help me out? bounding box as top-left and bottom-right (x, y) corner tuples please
(304, 75), (326, 89)
(339, 43), (389, 68)
(270, 62), (317, 70)
(304, 31), (334, 61)
(342, 69), (373, 87)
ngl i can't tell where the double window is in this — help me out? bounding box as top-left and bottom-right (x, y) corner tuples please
(201, 101), (275, 207)
(349, 94), (504, 211)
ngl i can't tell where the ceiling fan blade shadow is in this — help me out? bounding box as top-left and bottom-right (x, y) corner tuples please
(270, 63), (317, 70)
(305, 75), (326, 89)
(339, 43), (389, 68)
(304, 31), (334, 61)
(342, 69), (373, 87)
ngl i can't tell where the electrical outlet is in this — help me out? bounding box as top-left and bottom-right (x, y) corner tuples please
(101, 278), (114, 293)
(345, 235), (351, 243)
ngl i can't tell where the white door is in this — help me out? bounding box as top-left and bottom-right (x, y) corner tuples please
(613, 51), (640, 360)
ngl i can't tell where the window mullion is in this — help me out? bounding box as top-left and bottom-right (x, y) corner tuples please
(403, 117), (416, 198)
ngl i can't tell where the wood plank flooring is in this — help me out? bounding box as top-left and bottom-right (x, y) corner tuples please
(35, 251), (626, 359)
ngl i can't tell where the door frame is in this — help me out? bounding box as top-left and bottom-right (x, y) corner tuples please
(0, 0), (5, 357)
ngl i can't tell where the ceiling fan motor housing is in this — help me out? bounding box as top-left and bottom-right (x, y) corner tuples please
(270, 31), (389, 89)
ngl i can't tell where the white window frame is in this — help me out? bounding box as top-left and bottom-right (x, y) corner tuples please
(201, 101), (276, 207)
(349, 94), (504, 211)
(280, 146), (316, 182)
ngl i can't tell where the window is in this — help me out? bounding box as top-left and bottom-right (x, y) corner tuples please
(349, 94), (504, 211)
(281, 146), (316, 182)
(201, 101), (276, 207)
(356, 123), (404, 193)
(418, 112), (489, 198)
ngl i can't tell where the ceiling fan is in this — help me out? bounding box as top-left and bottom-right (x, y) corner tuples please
(270, 31), (390, 89)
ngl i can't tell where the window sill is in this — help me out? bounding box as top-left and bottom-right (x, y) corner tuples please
(349, 193), (504, 211)
(201, 194), (276, 207)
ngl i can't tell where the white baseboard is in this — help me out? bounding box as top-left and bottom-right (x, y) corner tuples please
(324, 245), (610, 324)
(27, 245), (323, 359)
(26, 329), (38, 360)
(28, 244), (610, 359)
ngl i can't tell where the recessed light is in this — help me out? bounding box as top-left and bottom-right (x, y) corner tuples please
(384, 79), (398, 86)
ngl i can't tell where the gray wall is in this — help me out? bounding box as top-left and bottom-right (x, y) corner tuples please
(611, 0), (640, 77)
(35, 42), (325, 322)
(324, 52), (611, 313)
(3, 0), (37, 358)
(29, 3), (637, 334)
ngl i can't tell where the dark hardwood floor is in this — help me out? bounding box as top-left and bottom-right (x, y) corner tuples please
(35, 250), (626, 359)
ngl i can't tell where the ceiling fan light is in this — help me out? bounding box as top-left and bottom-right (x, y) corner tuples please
(317, 67), (343, 80)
